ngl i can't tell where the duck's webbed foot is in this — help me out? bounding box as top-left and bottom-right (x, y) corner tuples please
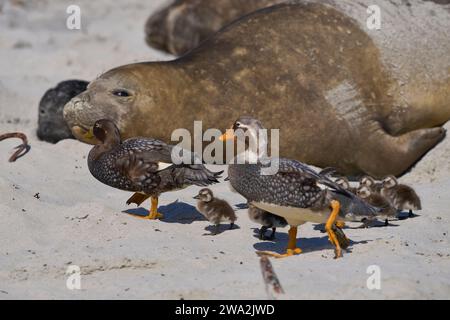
(257, 226), (302, 258)
(335, 220), (345, 228)
(333, 224), (350, 250)
(326, 200), (343, 259)
(127, 196), (163, 220)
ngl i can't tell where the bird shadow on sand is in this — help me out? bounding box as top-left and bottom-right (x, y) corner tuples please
(313, 221), (400, 231)
(123, 200), (207, 224)
(399, 211), (421, 219)
(253, 229), (370, 255)
(251, 227), (278, 240)
(234, 202), (249, 210)
(203, 223), (241, 236)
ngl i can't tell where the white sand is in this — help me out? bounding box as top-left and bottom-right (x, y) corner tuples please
(0, 0), (449, 299)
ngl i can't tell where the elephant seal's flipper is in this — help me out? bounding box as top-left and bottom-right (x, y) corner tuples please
(356, 124), (446, 177)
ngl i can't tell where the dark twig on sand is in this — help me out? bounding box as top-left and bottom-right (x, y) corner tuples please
(259, 256), (284, 299)
(0, 132), (30, 162)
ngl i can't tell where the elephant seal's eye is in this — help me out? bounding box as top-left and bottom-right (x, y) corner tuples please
(112, 89), (131, 97)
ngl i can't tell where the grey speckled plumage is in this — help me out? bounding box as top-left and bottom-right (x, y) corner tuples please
(87, 119), (222, 205)
(228, 159), (379, 224)
(89, 138), (221, 196)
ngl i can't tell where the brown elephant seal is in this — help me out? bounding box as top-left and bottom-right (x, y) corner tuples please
(64, 2), (450, 178)
(145, 0), (284, 56)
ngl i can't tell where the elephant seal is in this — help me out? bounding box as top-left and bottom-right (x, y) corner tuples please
(38, 80), (88, 143)
(64, 2), (450, 178)
(145, 0), (284, 56)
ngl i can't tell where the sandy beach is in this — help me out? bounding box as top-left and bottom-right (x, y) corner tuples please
(0, 0), (449, 299)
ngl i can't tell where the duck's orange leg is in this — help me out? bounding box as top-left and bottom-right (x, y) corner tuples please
(148, 196), (164, 219)
(256, 226), (302, 259)
(326, 200), (343, 258)
(126, 194), (163, 220)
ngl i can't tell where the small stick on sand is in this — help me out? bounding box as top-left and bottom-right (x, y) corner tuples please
(0, 132), (30, 162)
(259, 256), (284, 299)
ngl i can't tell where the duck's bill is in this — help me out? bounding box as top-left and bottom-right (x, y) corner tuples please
(71, 125), (100, 144)
(219, 129), (236, 142)
(193, 195), (200, 199)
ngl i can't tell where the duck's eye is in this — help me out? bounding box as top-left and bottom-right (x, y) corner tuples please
(235, 122), (241, 127)
(112, 89), (131, 97)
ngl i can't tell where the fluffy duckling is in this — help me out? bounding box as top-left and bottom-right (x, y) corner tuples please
(248, 203), (288, 240)
(359, 175), (382, 193)
(356, 185), (398, 226)
(335, 177), (357, 194)
(194, 188), (237, 234)
(381, 176), (421, 217)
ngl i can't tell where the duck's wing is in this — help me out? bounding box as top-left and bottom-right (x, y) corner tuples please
(273, 159), (380, 218)
(115, 138), (222, 187)
(113, 139), (170, 188)
(275, 159), (351, 197)
(171, 164), (223, 186)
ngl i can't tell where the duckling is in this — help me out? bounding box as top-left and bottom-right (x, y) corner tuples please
(335, 177), (357, 194)
(381, 175), (421, 217)
(193, 188), (237, 234)
(85, 119), (223, 219)
(248, 203), (288, 240)
(359, 175), (382, 193)
(356, 185), (398, 226)
(220, 116), (381, 259)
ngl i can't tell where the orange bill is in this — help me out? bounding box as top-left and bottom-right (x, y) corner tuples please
(219, 128), (236, 141)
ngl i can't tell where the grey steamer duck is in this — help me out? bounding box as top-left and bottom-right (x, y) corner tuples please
(84, 119), (223, 219)
(220, 116), (379, 258)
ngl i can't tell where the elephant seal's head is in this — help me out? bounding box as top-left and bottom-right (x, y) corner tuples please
(63, 63), (171, 144)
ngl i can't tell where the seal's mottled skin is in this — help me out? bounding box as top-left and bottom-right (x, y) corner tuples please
(64, 2), (449, 178)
